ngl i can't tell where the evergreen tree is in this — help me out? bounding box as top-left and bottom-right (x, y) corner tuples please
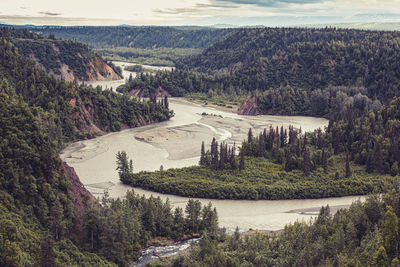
(164, 95), (169, 109)
(303, 148), (311, 176)
(383, 206), (399, 259)
(211, 140), (219, 170)
(230, 143), (237, 169)
(239, 149), (245, 170)
(322, 147), (328, 174)
(345, 151), (351, 178)
(374, 246), (389, 267)
(116, 151), (131, 182)
(200, 141), (206, 166)
(172, 207), (185, 239)
(391, 162), (399, 177)
(185, 199), (202, 233)
(41, 232), (55, 267)
(219, 143), (225, 169)
(248, 128), (253, 143)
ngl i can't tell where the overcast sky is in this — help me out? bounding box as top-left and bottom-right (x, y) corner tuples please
(1, 0), (400, 26)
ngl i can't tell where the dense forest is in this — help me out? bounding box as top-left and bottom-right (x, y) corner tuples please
(96, 47), (201, 67)
(0, 28), (122, 81)
(120, 28), (400, 117)
(120, 96), (400, 199)
(0, 28), (186, 266)
(154, 191), (400, 266)
(3, 24), (400, 266)
(0, 33), (172, 144)
(23, 26), (234, 49)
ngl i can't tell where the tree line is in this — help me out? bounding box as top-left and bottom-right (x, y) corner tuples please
(0, 28), (174, 266)
(82, 189), (218, 266)
(165, 190), (400, 266)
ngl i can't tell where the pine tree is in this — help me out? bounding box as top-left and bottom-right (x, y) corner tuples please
(199, 141), (206, 166)
(258, 134), (265, 157)
(366, 151), (375, 173)
(248, 128), (253, 143)
(116, 151), (131, 182)
(322, 147), (328, 174)
(345, 151), (351, 178)
(164, 95), (169, 109)
(219, 142), (225, 169)
(374, 246), (389, 267)
(185, 199), (202, 233)
(303, 148), (311, 176)
(239, 149), (245, 170)
(231, 142), (237, 169)
(41, 232), (55, 267)
(375, 144), (383, 173)
(383, 206), (399, 259)
(211, 140), (219, 170)
(391, 161), (399, 177)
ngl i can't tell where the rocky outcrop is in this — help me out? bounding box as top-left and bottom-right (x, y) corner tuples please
(129, 86), (171, 98)
(69, 95), (106, 137)
(36, 47), (122, 82)
(63, 162), (96, 234)
(237, 96), (262, 115)
(18, 39), (122, 83)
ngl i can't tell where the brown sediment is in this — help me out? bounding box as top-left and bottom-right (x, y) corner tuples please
(63, 162), (96, 236)
(237, 96), (261, 115)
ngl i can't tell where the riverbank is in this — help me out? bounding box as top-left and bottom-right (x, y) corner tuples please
(122, 155), (393, 200)
(60, 97), (369, 232)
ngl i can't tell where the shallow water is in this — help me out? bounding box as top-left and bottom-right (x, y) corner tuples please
(133, 239), (199, 267)
(62, 63), (365, 232)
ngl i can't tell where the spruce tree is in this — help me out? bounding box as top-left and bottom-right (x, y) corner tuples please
(391, 162), (399, 177)
(345, 151), (351, 178)
(200, 141), (206, 166)
(303, 148), (311, 176)
(231, 142), (237, 169)
(322, 147), (328, 174)
(239, 149), (245, 170)
(41, 232), (55, 267)
(164, 95), (169, 109)
(374, 246), (389, 267)
(383, 206), (399, 259)
(248, 128), (253, 143)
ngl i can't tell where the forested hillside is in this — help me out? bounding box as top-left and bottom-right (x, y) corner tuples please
(121, 28), (400, 116)
(0, 36), (172, 145)
(0, 29), (221, 266)
(0, 28), (122, 82)
(26, 26), (234, 49)
(164, 191), (400, 266)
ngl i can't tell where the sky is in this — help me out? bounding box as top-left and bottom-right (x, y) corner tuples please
(1, 0), (400, 26)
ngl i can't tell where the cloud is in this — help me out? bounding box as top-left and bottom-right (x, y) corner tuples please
(212, 0), (327, 8)
(154, 2), (237, 16)
(39, 11), (61, 16)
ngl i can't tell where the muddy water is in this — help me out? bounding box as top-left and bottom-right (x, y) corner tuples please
(87, 61), (173, 89)
(62, 65), (365, 232)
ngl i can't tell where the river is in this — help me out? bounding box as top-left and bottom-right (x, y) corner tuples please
(62, 62), (366, 232)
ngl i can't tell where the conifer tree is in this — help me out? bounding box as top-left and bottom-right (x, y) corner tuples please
(164, 95), (169, 109)
(248, 128), (253, 143)
(303, 148), (311, 176)
(41, 232), (55, 267)
(200, 141), (206, 166)
(322, 147), (328, 174)
(383, 206), (399, 259)
(239, 149), (245, 170)
(374, 246), (389, 267)
(345, 151), (351, 178)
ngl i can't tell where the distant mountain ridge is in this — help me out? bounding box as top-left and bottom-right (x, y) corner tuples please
(18, 25), (235, 49)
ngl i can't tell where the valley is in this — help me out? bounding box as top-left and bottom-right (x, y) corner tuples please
(1, 22), (400, 267)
